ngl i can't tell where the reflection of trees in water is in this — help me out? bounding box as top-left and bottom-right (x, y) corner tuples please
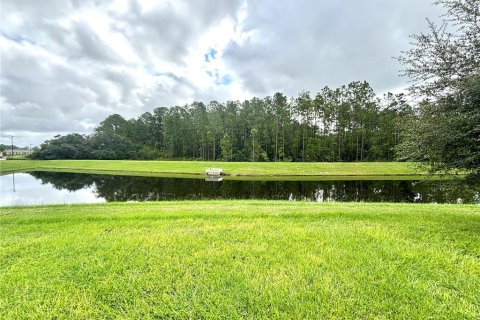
(29, 172), (480, 204)
(30, 171), (95, 191)
(410, 179), (480, 204)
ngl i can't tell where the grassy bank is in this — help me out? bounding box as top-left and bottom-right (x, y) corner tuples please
(1, 201), (479, 318)
(0, 159), (430, 178)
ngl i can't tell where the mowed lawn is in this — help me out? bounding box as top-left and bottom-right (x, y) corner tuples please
(0, 159), (427, 177)
(1, 201), (479, 319)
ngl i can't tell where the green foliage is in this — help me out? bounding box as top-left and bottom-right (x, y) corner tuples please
(95, 113), (129, 135)
(31, 131), (138, 160)
(220, 134), (233, 161)
(89, 132), (136, 160)
(138, 145), (160, 160)
(398, 72), (480, 175)
(31, 134), (92, 160)
(397, 0), (480, 176)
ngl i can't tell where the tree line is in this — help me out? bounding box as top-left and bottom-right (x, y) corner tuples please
(31, 81), (413, 162)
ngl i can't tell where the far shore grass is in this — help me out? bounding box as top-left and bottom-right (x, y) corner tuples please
(0, 159), (444, 180)
(1, 201), (479, 319)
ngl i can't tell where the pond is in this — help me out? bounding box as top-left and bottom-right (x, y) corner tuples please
(1, 172), (479, 206)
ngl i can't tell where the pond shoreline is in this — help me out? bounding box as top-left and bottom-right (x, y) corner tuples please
(0, 159), (462, 180)
(2, 171), (478, 206)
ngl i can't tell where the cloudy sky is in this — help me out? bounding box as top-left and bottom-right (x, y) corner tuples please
(1, 0), (443, 146)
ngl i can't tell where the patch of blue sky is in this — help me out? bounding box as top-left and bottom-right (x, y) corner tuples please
(204, 48), (217, 62)
(1, 32), (35, 44)
(153, 70), (178, 78)
(206, 69), (233, 86)
(219, 74), (233, 85)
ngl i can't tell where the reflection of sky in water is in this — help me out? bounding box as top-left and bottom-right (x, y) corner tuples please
(1, 172), (479, 206)
(0, 173), (105, 206)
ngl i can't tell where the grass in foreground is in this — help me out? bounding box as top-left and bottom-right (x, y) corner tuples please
(1, 201), (479, 319)
(0, 159), (429, 178)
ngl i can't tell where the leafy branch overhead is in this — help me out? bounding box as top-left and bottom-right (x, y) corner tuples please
(398, 0), (480, 97)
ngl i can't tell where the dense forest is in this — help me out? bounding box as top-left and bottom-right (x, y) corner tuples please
(31, 81), (413, 162)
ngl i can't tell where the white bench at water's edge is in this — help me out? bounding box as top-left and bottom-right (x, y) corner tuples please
(205, 168), (223, 176)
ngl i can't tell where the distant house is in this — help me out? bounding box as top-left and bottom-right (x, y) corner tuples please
(2, 148), (33, 157)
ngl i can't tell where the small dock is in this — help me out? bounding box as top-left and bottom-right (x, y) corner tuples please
(205, 168), (223, 182)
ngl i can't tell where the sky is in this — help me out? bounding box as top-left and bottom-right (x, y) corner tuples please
(0, 0), (444, 146)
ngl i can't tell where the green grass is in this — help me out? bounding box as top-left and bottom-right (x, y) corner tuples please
(5, 155), (28, 160)
(0, 160), (40, 174)
(1, 201), (479, 319)
(0, 159), (432, 179)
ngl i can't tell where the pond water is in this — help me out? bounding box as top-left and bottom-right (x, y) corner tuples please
(1, 172), (479, 206)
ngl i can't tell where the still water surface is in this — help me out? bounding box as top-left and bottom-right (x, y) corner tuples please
(1, 172), (479, 206)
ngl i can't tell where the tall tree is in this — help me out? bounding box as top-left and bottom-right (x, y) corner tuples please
(271, 92), (290, 161)
(95, 114), (129, 136)
(397, 0), (480, 176)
